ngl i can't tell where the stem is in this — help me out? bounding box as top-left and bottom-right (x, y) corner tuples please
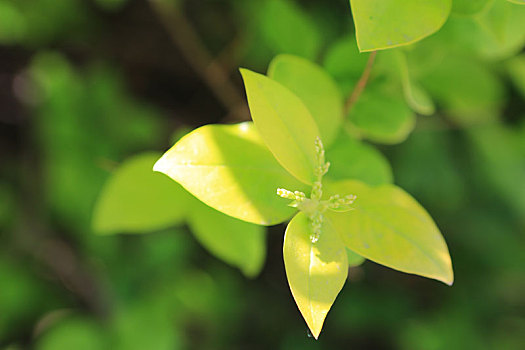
(149, 0), (249, 121)
(343, 51), (377, 115)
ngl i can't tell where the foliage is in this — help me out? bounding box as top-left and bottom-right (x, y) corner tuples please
(0, 0), (524, 347)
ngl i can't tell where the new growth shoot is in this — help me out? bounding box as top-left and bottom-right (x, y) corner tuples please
(277, 137), (356, 243)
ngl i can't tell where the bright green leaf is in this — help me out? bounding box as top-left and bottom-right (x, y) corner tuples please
(325, 180), (453, 285)
(188, 201), (266, 277)
(268, 54), (343, 147)
(283, 212), (348, 339)
(507, 0), (525, 5)
(240, 69), (321, 184)
(347, 87), (415, 144)
(92, 153), (190, 234)
(326, 134), (393, 186)
(259, 0), (321, 59)
(154, 122), (306, 225)
(349, 0), (452, 52)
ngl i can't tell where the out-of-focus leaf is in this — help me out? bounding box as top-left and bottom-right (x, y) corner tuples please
(507, 55), (525, 97)
(452, 0), (491, 15)
(468, 125), (525, 219)
(347, 87), (415, 144)
(0, 1), (26, 43)
(112, 301), (181, 350)
(507, 0), (525, 4)
(393, 50), (435, 115)
(92, 153), (190, 235)
(268, 54), (343, 147)
(259, 0), (320, 60)
(421, 56), (505, 125)
(347, 249), (366, 267)
(474, 0), (525, 59)
(323, 37), (370, 96)
(0, 258), (58, 339)
(240, 69), (321, 184)
(349, 0), (452, 52)
(154, 122), (306, 225)
(326, 180), (454, 285)
(326, 134), (393, 186)
(36, 317), (109, 350)
(283, 212), (348, 339)
(188, 201), (266, 277)
(392, 128), (466, 211)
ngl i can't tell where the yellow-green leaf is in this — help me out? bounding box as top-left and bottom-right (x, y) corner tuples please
(188, 201), (266, 278)
(350, 0), (452, 52)
(92, 153), (190, 235)
(240, 68), (321, 184)
(325, 180), (453, 285)
(283, 212), (348, 339)
(268, 54), (343, 147)
(154, 122), (306, 225)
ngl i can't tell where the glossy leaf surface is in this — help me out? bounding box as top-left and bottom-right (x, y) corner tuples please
(154, 122), (305, 225)
(283, 212), (348, 339)
(325, 180), (453, 285)
(240, 68), (321, 184)
(350, 0), (452, 52)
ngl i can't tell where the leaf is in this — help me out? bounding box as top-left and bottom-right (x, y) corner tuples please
(187, 201), (266, 277)
(92, 153), (190, 234)
(393, 50), (435, 115)
(347, 87), (415, 144)
(325, 180), (453, 285)
(452, 0), (491, 15)
(240, 69), (321, 184)
(507, 55), (525, 98)
(283, 212), (348, 339)
(259, 0), (321, 60)
(507, 0), (525, 4)
(467, 125), (525, 219)
(154, 122), (306, 225)
(420, 56), (505, 125)
(36, 317), (108, 350)
(347, 248), (366, 267)
(323, 37), (370, 96)
(326, 134), (393, 186)
(268, 54), (343, 147)
(349, 0), (452, 52)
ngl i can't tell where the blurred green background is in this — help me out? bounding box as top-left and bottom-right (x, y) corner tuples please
(1, 0), (524, 349)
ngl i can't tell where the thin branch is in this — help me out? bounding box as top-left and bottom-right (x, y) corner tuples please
(344, 51), (377, 115)
(149, 0), (249, 121)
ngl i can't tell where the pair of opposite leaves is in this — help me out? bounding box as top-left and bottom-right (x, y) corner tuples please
(154, 54), (453, 339)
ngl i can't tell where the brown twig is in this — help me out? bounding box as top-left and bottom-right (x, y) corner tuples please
(344, 51), (377, 115)
(149, 0), (249, 121)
